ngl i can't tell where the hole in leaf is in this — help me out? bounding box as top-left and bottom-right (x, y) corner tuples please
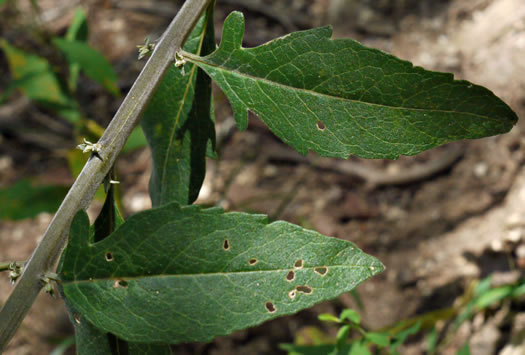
(294, 259), (304, 269)
(74, 314), (81, 324)
(316, 120), (326, 131)
(265, 301), (276, 313)
(223, 239), (230, 251)
(113, 280), (128, 289)
(314, 267), (328, 276)
(289, 290), (297, 299)
(296, 285), (313, 294)
(286, 270), (295, 282)
(105, 252), (114, 262)
(249, 258), (258, 265)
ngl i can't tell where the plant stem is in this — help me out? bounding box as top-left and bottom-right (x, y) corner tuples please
(0, 0), (211, 349)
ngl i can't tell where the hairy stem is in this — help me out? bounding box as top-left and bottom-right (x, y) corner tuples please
(0, 0), (211, 349)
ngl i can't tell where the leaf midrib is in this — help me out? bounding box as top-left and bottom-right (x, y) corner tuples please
(184, 52), (503, 122)
(64, 264), (377, 284)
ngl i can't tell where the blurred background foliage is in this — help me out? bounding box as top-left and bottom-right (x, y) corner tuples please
(0, 1), (146, 219)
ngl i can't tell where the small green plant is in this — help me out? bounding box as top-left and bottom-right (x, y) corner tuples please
(281, 275), (525, 354)
(282, 308), (420, 354)
(0, 0), (518, 353)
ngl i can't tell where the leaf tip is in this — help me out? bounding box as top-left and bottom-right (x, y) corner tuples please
(369, 261), (386, 276)
(220, 11), (245, 51)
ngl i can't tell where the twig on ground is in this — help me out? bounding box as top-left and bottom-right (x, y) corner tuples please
(266, 144), (466, 189)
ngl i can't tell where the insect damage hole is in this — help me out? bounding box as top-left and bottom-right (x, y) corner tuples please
(113, 280), (128, 289)
(288, 290), (297, 299)
(314, 267), (328, 276)
(265, 301), (277, 313)
(316, 120), (326, 131)
(294, 259), (304, 269)
(222, 239), (230, 251)
(105, 252), (114, 262)
(286, 270), (295, 282)
(249, 258), (258, 265)
(296, 285), (313, 294)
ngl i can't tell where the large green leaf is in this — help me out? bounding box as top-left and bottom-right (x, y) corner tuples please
(185, 12), (518, 159)
(54, 39), (120, 96)
(141, 5), (215, 207)
(60, 203), (383, 344)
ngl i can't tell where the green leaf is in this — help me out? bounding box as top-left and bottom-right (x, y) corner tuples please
(426, 327), (438, 354)
(66, 148), (105, 201)
(54, 38), (120, 96)
(49, 336), (75, 355)
(141, 5), (215, 207)
(457, 342), (471, 355)
(0, 39), (81, 122)
(0, 72), (43, 104)
(64, 8), (89, 91)
(64, 306), (172, 355)
(0, 39), (64, 103)
(335, 324), (351, 349)
(71, 315), (112, 355)
(279, 344), (348, 355)
(349, 341), (371, 355)
(511, 282), (525, 297)
(474, 276), (492, 297)
(365, 332), (390, 347)
(92, 184), (124, 243)
(340, 309), (360, 324)
(122, 126), (148, 153)
(185, 12), (518, 159)
(0, 179), (68, 220)
(66, 8), (88, 42)
(390, 321), (421, 351)
(474, 285), (513, 309)
(318, 313), (341, 323)
(60, 203), (383, 344)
